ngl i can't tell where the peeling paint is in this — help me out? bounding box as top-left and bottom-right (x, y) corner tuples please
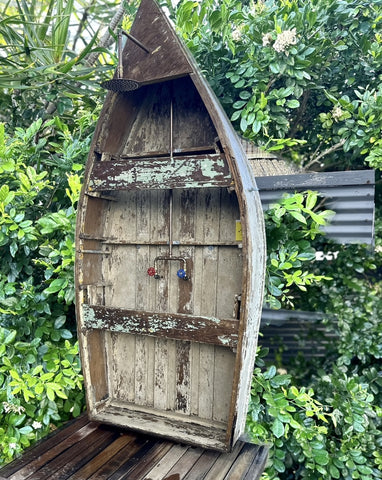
(81, 304), (238, 348)
(89, 155), (232, 191)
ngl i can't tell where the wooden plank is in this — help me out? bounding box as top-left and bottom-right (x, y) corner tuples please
(202, 442), (244, 480)
(133, 190), (154, 410)
(102, 438), (155, 480)
(111, 332), (136, 403)
(165, 446), (205, 479)
(16, 428), (119, 480)
(82, 305), (239, 348)
(189, 343), (200, 417)
(122, 0), (193, 85)
(88, 155), (232, 191)
(213, 347), (235, 423)
(114, 440), (173, 480)
(65, 433), (136, 479)
(175, 341), (191, 414)
(216, 247), (242, 319)
(242, 445), (269, 480)
(135, 336), (150, 406)
(141, 444), (190, 480)
(255, 169), (374, 189)
(224, 443), (264, 480)
(182, 448), (221, 479)
(198, 344), (214, 420)
(82, 330), (109, 406)
(153, 338), (170, 411)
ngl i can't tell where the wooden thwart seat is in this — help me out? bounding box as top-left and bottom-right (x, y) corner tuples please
(81, 304), (239, 348)
(88, 154), (233, 191)
(0, 415), (268, 480)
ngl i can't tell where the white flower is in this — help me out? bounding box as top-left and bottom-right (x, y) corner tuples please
(262, 32), (273, 47)
(9, 443), (18, 450)
(32, 421), (42, 429)
(332, 105), (344, 122)
(273, 28), (297, 53)
(2, 402), (25, 414)
(232, 28), (242, 42)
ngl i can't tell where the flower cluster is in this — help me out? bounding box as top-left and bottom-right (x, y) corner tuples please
(232, 28), (242, 42)
(262, 32), (273, 47)
(273, 28), (297, 53)
(262, 28), (297, 54)
(331, 105), (344, 122)
(2, 402), (25, 414)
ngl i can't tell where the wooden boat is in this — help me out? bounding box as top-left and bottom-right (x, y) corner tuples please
(75, 0), (266, 452)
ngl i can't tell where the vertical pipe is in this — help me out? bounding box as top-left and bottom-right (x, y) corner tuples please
(117, 31), (123, 79)
(169, 190), (173, 257)
(170, 99), (174, 161)
(169, 99), (174, 257)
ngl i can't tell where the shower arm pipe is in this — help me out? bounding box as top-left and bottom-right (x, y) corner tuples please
(117, 30), (151, 78)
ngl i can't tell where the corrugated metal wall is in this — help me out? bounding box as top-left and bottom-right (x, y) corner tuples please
(259, 308), (336, 361)
(242, 144), (375, 360)
(255, 170), (375, 245)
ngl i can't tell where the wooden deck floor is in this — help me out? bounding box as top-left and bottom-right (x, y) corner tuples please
(0, 415), (268, 480)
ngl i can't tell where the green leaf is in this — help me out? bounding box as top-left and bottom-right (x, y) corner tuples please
(309, 211), (327, 225)
(46, 387), (55, 401)
(239, 90), (251, 100)
(0, 184), (10, 203)
(329, 465), (340, 478)
(240, 116), (248, 132)
(305, 191), (318, 210)
(8, 413), (26, 426)
(18, 172), (31, 191)
(286, 99), (300, 109)
(231, 110), (241, 121)
(273, 458), (286, 473)
(313, 449), (329, 466)
(233, 100), (247, 109)
(19, 425), (33, 435)
(54, 316), (66, 329)
(357, 465), (373, 475)
(44, 278), (67, 294)
(271, 418), (285, 438)
(270, 63), (280, 74)
(252, 120), (261, 134)
(4, 330), (17, 345)
(289, 211), (307, 223)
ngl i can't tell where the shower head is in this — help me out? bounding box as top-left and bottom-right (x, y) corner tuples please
(101, 30), (150, 93)
(101, 78), (140, 92)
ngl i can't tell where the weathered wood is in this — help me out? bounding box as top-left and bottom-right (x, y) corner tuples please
(88, 154), (232, 191)
(82, 305), (239, 348)
(255, 169), (374, 189)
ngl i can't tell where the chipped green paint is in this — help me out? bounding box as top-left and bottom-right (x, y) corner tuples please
(218, 335), (237, 347)
(88, 155), (232, 191)
(81, 304), (238, 347)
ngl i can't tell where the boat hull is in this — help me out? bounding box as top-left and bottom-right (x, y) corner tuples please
(75, 0), (265, 452)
